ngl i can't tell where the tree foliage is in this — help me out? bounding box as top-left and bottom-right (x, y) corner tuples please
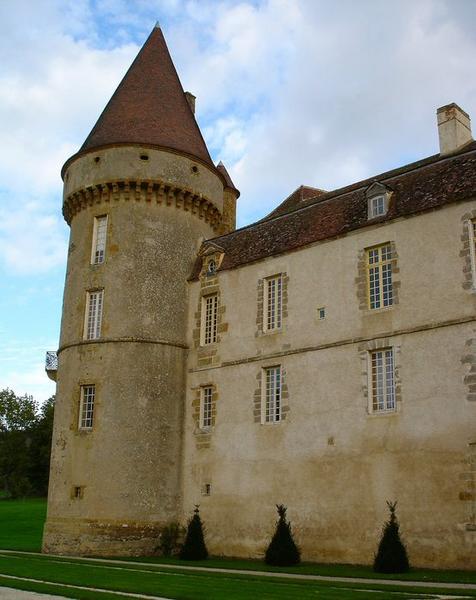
(373, 501), (410, 573)
(158, 522), (185, 557)
(265, 504), (301, 566)
(0, 389), (38, 431)
(179, 505), (208, 560)
(0, 389), (55, 498)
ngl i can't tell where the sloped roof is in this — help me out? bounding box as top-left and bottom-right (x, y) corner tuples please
(78, 25), (213, 166)
(217, 161), (240, 195)
(191, 141), (476, 279)
(263, 185), (326, 220)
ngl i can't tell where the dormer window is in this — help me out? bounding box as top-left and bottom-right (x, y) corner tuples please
(366, 182), (392, 220)
(369, 195), (386, 218)
(198, 242), (225, 278)
(207, 259), (217, 276)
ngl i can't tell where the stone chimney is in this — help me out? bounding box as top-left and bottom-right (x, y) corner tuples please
(185, 91), (196, 114)
(437, 103), (472, 155)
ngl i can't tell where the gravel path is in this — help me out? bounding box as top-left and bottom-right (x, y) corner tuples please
(0, 588), (68, 599)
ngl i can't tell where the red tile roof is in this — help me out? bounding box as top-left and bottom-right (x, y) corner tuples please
(217, 161), (240, 195)
(77, 26), (213, 166)
(263, 185), (326, 219)
(191, 141), (476, 279)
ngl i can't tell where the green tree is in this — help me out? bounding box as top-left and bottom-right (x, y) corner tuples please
(0, 389), (55, 498)
(0, 389), (37, 431)
(265, 504), (301, 566)
(28, 396), (55, 496)
(373, 501), (410, 573)
(180, 505), (208, 560)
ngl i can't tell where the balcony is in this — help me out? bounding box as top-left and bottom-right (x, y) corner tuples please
(45, 351), (58, 382)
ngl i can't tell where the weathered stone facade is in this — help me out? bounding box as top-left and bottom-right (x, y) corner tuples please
(45, 25), (476, 569)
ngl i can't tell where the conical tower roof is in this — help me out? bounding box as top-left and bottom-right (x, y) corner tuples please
(79, 25), (213, 166)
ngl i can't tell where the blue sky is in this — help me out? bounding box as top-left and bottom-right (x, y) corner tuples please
(1, 0), (476, 402)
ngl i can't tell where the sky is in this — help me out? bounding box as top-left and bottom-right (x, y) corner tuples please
(1, 0), (476, 403)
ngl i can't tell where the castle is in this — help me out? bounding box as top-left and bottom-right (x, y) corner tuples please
(43, 25), (476, 569)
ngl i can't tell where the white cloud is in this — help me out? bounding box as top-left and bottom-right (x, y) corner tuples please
(0, 363), (56, 405)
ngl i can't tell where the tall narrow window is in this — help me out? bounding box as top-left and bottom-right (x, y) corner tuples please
(200, 386), (213, 429)
(264, 274), (282, 331)
(367, 243), (393, 309)
(469, 219), (476, 288)
(370, 349), (395, 412)
(201, 294), (218, 345)
(263, 366), (281, 423)
(79, 385), (95, 429)
(85, 290), (104, 340)
(91, 215), (108, 265)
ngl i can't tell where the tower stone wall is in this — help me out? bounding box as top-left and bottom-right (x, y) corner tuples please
(43, 148), (225, 554)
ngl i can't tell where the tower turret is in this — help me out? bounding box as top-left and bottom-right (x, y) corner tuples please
(43, 25), (234, 555)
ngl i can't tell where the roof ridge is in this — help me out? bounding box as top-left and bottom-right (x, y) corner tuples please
(209, 142), (476, 243)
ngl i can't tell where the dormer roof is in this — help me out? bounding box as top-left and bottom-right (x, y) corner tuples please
(78, 25), (213, 166)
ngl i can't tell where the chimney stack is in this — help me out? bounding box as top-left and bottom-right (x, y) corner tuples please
(185, 91), (196, 114)
(437, 103), (472, 155)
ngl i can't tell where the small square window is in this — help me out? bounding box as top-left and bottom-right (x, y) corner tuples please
(202, 483), (211, 496)
(318, 307), (326, 320)
(72, 486), (84, 499)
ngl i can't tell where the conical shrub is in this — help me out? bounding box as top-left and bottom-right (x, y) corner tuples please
(373, 501), (410, 573)
(179, 505), (208, 560)
(265, 504), (301, 566)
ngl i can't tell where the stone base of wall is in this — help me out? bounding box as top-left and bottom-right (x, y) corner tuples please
(203, 528), (476, 571)
(42, 518), (162, 557)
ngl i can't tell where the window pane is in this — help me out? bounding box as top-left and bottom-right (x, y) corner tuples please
(371, 349), (395, 412)
(367, 244), (393, 310)
(265, 275), (282, 331)
(203, 294), (218, 344)
(92, 216), (107, 265)
(86, 290), (103, 340)
(201, 387), (213, 428)
(265, 366), (281, 422)
(79, 385), (95, 429)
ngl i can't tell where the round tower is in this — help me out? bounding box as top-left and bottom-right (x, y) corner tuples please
(43, 25), (233, 555)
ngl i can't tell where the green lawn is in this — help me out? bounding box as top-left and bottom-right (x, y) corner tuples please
(0, 498), (475, 600)
(122, 554), (476, 585)
(1, 553), (475, 600)
(0, 498), (46, 551)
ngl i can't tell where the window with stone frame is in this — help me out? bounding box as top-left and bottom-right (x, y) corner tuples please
(369, 348), (395, 413)
(91, 215), (108, 265)
(200, 293), (218, 345)
(84, 290), (104, 340)
(200, 386), (213, 429)
(79, 385), (95, 429)
(262, 365), (281, 423)
(367, 243), (393, 309)
(264, 274), (283, 332)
